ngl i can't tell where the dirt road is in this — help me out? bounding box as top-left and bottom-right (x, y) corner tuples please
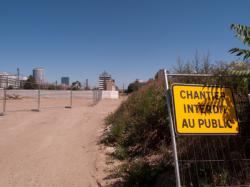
(0, 99), (120, 187)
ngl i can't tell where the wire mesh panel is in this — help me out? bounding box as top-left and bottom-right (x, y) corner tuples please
(39, 90), (72, 109)
(92, 90), (102, 104)
(4, 89), (39, 112)
(39, 90), (94, 109)
(167, 74), (250, 186)
(72, 90), (95, 107)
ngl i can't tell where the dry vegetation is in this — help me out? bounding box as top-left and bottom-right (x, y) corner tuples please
(102, 59), (250, 186)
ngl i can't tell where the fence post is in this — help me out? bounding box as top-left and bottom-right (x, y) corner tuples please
(65, 89), (72, 109)
(0, 88), (6, 116)
(6, 77), (8, 88)
(92, 90), (101, 104)
(37, 84), (40, 111)
(70, 89), (73, 108)
(93, 90), (97, 104)
(164, 70), (181, 187)
(99, 90), (102, 101)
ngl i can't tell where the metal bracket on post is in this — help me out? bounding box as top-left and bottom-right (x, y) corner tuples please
(164, 69), (181, 187)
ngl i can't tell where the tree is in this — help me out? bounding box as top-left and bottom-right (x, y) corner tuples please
(23, 75), (37, 89)
(173, 51), (212, 74)
(229, 24), (250, 61)
(174, 56), (186, 73)
(201, 52), (211, 74)
(126, 80), (146, 93)
(71, 81), (81, 90)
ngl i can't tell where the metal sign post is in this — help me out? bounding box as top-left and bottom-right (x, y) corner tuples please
(164, 70), (181, 187)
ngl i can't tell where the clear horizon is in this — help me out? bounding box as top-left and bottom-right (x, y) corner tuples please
(0, 0), (250, 88)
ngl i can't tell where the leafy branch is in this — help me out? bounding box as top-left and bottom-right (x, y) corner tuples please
(229, 24), (250, 61)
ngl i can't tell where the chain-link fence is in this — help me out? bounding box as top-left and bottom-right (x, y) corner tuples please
(0, 81), (103, 115)
(39, 90), (73, 109)
(93, 90), (102, 104)
(5, 88), (40, 112)
(166, 73), (250, 186)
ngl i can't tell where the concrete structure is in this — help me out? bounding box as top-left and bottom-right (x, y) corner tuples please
(33, 68), (44, 84)
(61, 77), (70, 86)
(3, 89), (118, 99)
(101, 91), (119, 99)
(99, 71), (112, 90)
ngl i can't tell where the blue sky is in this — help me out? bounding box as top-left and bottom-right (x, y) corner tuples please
(0, 0), (249, 88)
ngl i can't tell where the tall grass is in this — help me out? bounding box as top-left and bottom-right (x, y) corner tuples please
(104, 80), (175, 186)
(104, 72), (250, 186)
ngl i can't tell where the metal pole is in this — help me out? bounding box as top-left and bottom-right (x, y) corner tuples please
(6, 77), (8, 88)
(99, 90), (102, 101)
(3, 88), (6, 114)
(94, 90), (96, 103)
(17, 68), (20, 88)
(95, 90), (97, 103)
(164, 69), (181, 187)
(65, 89), (72, 109)
(70, 89), (73, 108)
(37, 84), (40, 111)
(95, 90), (96, 103)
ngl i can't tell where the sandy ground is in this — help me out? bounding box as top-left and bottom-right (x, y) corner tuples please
(0, 98), (121, 187)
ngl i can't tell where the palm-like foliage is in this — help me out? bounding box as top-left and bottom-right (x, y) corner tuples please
(229, 24), (250, 60)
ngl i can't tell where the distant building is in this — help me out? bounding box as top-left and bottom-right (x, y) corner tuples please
(106, 79), (116, 91)
(0, 72), (27, 88)
(33, 68), (44, 84)
(99, 71), (112, 90)
(61, 77), (70, 86)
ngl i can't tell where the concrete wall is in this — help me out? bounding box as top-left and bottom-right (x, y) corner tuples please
(3, 90), (119, 100)
(5, 90), (93, 99)
(6, 90), (39, 98)
(101, 91), (119, 99)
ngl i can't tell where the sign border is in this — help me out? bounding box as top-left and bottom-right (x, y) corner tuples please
(171, 83), (239, 136)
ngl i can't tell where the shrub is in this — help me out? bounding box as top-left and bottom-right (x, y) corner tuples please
(104, 80), (173, 186)
(106, 80), (170, 156)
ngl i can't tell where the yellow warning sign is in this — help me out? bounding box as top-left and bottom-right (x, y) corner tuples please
(171, 84), (239, 135)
